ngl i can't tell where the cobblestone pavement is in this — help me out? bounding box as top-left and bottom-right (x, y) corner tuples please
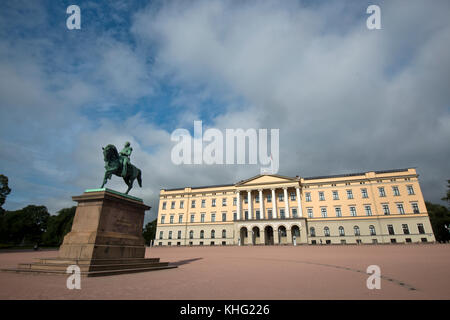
(0, 244), (449, 299)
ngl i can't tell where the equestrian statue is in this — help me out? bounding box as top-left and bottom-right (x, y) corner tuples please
(101, 142), (142, 194)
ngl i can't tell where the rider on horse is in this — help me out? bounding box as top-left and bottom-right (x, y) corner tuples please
(120, 141), (132, 177)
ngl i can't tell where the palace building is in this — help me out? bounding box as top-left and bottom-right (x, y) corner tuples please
(155, 168), (435, 246)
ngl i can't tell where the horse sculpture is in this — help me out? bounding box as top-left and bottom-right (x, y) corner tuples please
(101, 144), (142, 194)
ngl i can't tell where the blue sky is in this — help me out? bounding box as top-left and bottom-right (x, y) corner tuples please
(1, 0), (449, 223)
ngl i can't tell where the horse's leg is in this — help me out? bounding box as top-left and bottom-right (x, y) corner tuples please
(101, 171), (109, 188)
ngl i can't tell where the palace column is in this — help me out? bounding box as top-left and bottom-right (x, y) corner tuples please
(259, 189), (264, 220)
(284, 187), (290, 218)
(296, 187), (303, 217)
(271, 188), (277, 219)
(248, 190), (252, 220)
(236, 191), (241, 220)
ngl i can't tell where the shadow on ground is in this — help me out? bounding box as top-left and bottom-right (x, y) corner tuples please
(169, 258), (203, 266)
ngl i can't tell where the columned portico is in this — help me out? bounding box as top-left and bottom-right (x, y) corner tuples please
(271, 188), (277, 219)
(296, 187), (303, 217)
(283, 187), (290, 218)
(247, 190), (252, 220)
(259, 189), (264, 219)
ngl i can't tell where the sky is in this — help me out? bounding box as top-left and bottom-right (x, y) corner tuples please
(0, 0), (449, 224)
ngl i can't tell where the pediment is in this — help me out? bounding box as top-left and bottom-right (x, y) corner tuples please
(235, 174), (298, 187)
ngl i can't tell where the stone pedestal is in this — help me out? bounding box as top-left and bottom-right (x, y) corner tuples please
(2, 189), (176, 276)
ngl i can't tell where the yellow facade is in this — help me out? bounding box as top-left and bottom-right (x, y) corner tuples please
(155, 168), (435, 246)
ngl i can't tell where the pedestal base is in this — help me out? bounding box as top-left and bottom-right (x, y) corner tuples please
(2, 189), (175, 276)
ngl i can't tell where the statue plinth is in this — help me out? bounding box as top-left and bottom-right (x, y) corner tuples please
(58, 188), (150, 260)
(2, 189), (176, 276)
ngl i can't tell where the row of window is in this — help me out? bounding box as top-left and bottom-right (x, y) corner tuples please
(305, 185), (415, 202)
(306, 202), (419, 218)
(309, 223), (426, 237)
(160, 208), (304, 224)
(159, 229), (228, 240)
(160, 201), (420, 223)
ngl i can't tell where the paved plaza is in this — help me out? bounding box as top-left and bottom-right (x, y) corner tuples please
(0, 244), (449, 299)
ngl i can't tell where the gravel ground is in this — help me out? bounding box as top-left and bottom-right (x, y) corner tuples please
(0, 244), (449, 300)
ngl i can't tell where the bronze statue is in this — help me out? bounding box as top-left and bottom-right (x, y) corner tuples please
(101, 143), (142, 194)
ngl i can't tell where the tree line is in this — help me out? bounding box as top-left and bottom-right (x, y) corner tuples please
(0, 174), (449, 246)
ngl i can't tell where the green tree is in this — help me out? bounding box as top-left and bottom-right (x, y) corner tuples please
(426, 201), (450, 242)
(442, 180), (450, 205)
(143, 219), (157, 246)
(0, 174), (11, 211)
(42, 206), (76, 246)
(0, 205), (50, 244)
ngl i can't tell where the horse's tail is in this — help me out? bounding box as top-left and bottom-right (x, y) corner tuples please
(137, 169), (142, 188)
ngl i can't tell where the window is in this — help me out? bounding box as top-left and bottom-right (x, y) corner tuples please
(378, 187), (386, 197)
(200, 230), (204, 239)
(211, 213), (216, 222)
(321, 207), (327, 218)
(402, 224), (410, 235)
(278, 193), (284, 201)
(319, 191), (325, 201)
(305, 192), (311, 202)
(233, 212), (237, 220)
(189, 230), (194, 239)
(407, 185), (415, 195)
(201, 214), (205, 223)
(369, 225), (376, 236)
(244, 211), (248, 220)
(191, 200), (196, 208)
(178, 215), (183, 223)
(161, 216), (165, 224)
(159, 231), (163, 239)
(365, 205), (372, 216)
(350, 206), (357, 217)
(382, 204), (390, 215)
(307, 208), (313, 218)
(339, 226), (345, 236)
(190, 214), (195, 223)
(324, 227), (330, 237)
(290, 192), (296, 201)
(233, 197), (237, 206)
(310, 227), (316, 237)
(171, 201), (175, 209)
(180, 201), (184, 209)
(212, 199), (216, 207)
(244, 197), (248, 204)
(417, 223), (425, 234)
(361, 188), (368, 198)
(292, 208), (298, 218)
(162, 202), (167, 210)
(222, 229), (226, 238)
(201, 199), (206, 208)
(354, 226), (360, 236)
(222, 198), (227, 206)
(335, 207), (342, 217)
(332, 191), (339, 200)
(387, 224), (395, 235)
(170, 215), (174, 224)
(211, 230), (215, 239)
(280, 208), (285, 219)
(222, 212), (227, 221)
(168, 231), (172, 239)
(255, 195), (259, 203)
(268, 209), (273, 219)
(393, 186), (400, 196)
(256, 210), (260, 219)
(267, 194), (272, 203)
(347, 190), (354, 199)
(397, 203), (405, 214)
(177, 230), (182, 239)
(412, 203), (420, 214)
